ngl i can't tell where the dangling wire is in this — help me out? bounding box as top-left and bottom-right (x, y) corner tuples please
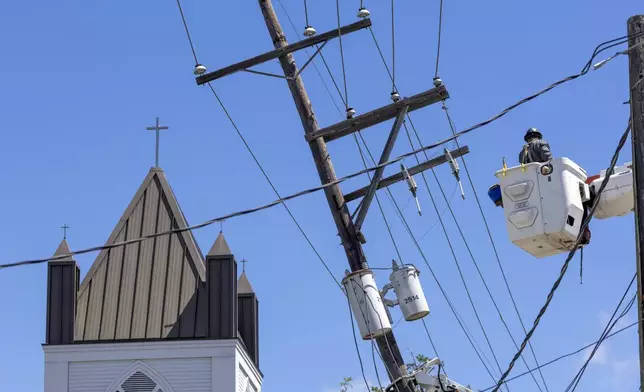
(391, 0), (397, 93)
(303, 0), (310, 26)
(579, 248), (584, 284)
(336, 0), (350, 109)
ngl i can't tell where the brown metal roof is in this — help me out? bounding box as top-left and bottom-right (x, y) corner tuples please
(74, 167), (208, 341)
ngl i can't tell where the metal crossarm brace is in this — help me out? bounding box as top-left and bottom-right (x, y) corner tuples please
(195, 19), (371, 84)
(344, 146), (470, 202)
(354, 106), (409, 230)
(305, 85), (448, 142)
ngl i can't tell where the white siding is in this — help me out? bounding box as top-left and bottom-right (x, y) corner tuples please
(69, 358), (211, 392)
(69, 361), (130, 392)
(44, 340), (258, 392)
(236, 366), (249, 392)
(146, 358), (211, 392)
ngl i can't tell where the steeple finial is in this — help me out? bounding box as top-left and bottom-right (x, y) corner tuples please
(61, 224), (70, 240)
(145, 117), (169, 167)
(240, 258), (247, 272)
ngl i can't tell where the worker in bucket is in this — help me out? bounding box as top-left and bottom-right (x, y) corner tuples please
(519, 128), (552, 164)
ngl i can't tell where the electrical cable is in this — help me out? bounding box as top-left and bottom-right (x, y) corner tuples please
(421, 319), (442, 361)
(174, 0), (199, 65)
(437, 105), (551, 392)
(303, 0), (310, 27)
(407, 126), (546, 391)
(206, 83), (343, 289)
(391, 0), (396, 93)
(368, 23), (520, 389)
(564, 273), (637, 392)
(274, 0), (347, 117)
(5, 29), (636, 271)
(353, 134), (404, 263)
(401, 123), (511, 391)
(165, 1), (346, 294)
(346, 290), (373, 392)
(355, 135), (501, 383)
(480, 321), (637, 391)
(335, 0), (350, 110)
(277, 0), (407, 272)
(434, 0), (444, 78)
(490, 119), (632, 392)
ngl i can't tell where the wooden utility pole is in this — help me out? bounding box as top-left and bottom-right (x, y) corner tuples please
(628, 14), (644, 388)
(257, 0), (410, 389)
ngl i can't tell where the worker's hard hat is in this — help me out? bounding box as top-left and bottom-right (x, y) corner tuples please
(524, 128), (542, 142)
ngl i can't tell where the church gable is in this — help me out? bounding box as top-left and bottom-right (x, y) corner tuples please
(74, 168), (207, 341)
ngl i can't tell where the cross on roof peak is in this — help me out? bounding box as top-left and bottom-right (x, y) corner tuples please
(61, 224), (70, 240)
(145, 117), (169, 167)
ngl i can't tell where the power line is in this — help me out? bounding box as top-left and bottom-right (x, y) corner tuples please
(355, 135), (501, 383)
(423, 5), (549, 385)
(4, 30), (635, 270)
(401, 123), (511, 391)
(391, 0), (397, 93)
(353, 134), (404, 263)
(480, 321), (638, 391)
(368, 23), (538, 390)
(434, 0), (444, 78)
(565, 273), (637, 392)
(346, 290), (373, 392)
(438, 104), (551, 392)
(174, 0), (198, 64)
(405, 120), (546, 392)
(335, 0), (350, 110)
(490, 119), (632, 392)
(205, 84), (343, 290)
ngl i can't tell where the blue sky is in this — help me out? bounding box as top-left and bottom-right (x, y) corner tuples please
(0, 0), (640, 391)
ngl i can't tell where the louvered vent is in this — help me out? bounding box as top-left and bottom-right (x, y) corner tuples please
(117, 371), (158, 392)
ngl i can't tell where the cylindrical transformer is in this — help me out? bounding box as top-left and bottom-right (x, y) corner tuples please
(342, 269), (392, 340)
(389, 265), (429, 321)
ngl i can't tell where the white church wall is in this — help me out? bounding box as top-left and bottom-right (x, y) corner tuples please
(44, 339), (260, 392)
(235, 345), (261, 392)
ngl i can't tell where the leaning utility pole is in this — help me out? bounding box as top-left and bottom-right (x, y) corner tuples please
(628, 14), (644, 388)
(196, 1), (466, 389)
(256, 2), (410, 389)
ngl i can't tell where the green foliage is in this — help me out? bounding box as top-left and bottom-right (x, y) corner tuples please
(370, 387), (384, 392)
(340, 377), (353, 392)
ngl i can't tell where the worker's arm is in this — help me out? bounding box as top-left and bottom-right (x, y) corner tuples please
(539, 142), (553, 161)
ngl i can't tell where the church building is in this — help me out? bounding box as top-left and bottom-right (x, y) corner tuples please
(43, 166), (262, 392)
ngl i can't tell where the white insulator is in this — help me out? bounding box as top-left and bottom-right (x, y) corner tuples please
(357, 7), (371, 18)
(346, 107), (356, 119)
(444, 148), (460, 175)
(343, 269), (391, 340)
(401, 164), (417, 194)
(303, 26), (317, 37)
(433, 77), (443, 87)
(389, 265), (429, 321)
(391, 91), (401, 102)
(193, 64), (207, 76)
